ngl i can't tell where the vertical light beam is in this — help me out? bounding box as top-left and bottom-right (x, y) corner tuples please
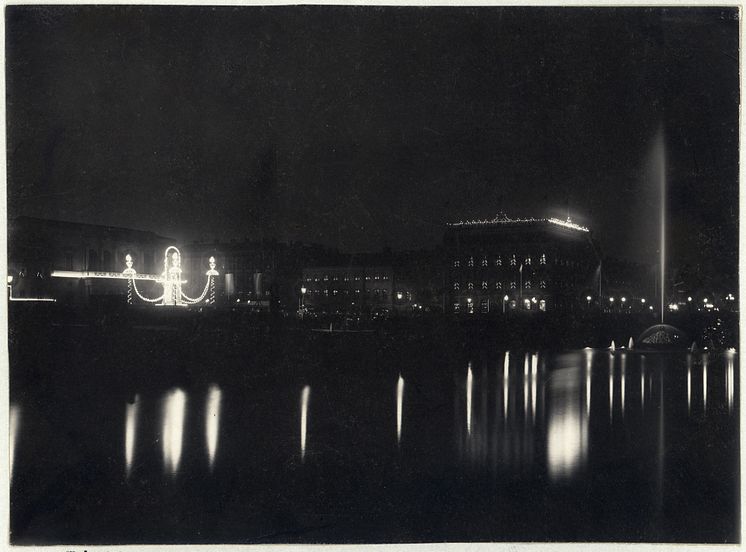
(686, 354), (692, 414)
(466, 363), (473, 435)
(621, 355), (626, 418)
(205, 385), (222, 471)
(609, 354), (614, 422)
(162, 388), (187, 475)
(503, 353), (510, 419)
(523, 354), (529, 419)
(702, 355), (708, 413)
(727, 353), (734, 413)
(125, 395), (140, 478)
(531, 353), (538, 422)
(585, 350), (592, 416)
(300, 385), (310, 460)
(396, 375), (404, 444)
(641, 358), (646, 410)
(10, 404), (20, 482)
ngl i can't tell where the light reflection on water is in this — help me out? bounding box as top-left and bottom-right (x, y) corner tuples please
(300, 385), (310, 460)
(14, 350), (733, 485)
(162, 388), (187, 475)
(396, 375), (404, 444)
(10, 403), (19, 482)
(125, 395), (140, 478)
(205, 385), (222, 471)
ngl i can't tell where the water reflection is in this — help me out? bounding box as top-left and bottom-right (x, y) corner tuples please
(205, 385), (222, 471)
(641, 356), (646, 410)
(396, 375), (404, 444)
(10, 403), (19, 482)
(162, 388), (187, 475)
(125, 395), (140, 478)
(687, 354), (692, 414)
(585, 350), (592, 416)
(702, 354), (708, 413)
(503, 352), (509, 419)
(547, 365), (588, 482)
(466, 362), (473, 435)
(609, 353), (614, 421)
(300, 385), (310, 460)
(621, 354), (626, 418)
(726, 352), (735, 414)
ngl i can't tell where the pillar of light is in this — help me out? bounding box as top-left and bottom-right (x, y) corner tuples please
(396, 375), (404, 444)
(162, 388), (187, 475)
(466, 363), (473, 435)
(300, 385), (310, 460)
(702, 355), (708, 412)
(620, 355), (626, 418)
(125, 395), (140, 478)
(10, 404), (20, 482)
(585, 350), (592, 416)
(609, 355), (614, 421)
(531, 353), (538, 421)
(503, 352), (510, 419)
(523, 354), (529, 419)
(547, 368), (587, 482)
(726, 353), (734, 413)
(205, 385), (222, 471)
(686, 355), (692, 414)
(640, 358), (646, 410)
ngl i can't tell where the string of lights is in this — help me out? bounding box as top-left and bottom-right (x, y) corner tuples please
(180, 277), (212, 304)
(131, 278), (165, 303)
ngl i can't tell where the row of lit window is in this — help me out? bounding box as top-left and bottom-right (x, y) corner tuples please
(304, 274), (390, 283)
(454, 298), (547, 313)
(305, 289), (390, 296)
(453, 254), (547, 268)
(453, 280), (547, 291)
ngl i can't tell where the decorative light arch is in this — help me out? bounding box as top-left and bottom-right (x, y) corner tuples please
(123, 246), (219, 306)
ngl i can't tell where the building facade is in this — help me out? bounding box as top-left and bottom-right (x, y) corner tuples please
(443, 214), (600, 314)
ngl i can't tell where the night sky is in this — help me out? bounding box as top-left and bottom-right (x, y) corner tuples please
(5, 6), (739, 280)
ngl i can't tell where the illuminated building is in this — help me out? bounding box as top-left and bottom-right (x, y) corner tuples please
(8, 216), (172, 303)
(444, 214), (599, 313)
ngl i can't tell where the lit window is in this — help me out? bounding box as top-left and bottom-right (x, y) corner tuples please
(324, 275), (329, 281)
(540, 254), (546, 265)
(510, 255), (517, 266)
(366, 276), (371, 280)
(333, 276), (339, 281)
(525, 280), (531, 289)
(540, 280), (547, 289)
(495, 281), (502, 290)
(324, 289), (329, 296)
(454, 259), (460, 268)
(314, 278), (319, 282)
(526, 257), (531, 265)
(344, 275), (349, 281)
(539, 300), (547, 311)
(510, 281), (516, 289)
(468, 256), (474, 267)
(468, 282), (474, 290)
(482, 281), (488, 290)
(454, 282), (460, 290)
(481, 257), (488, 267)
(374, 275), (380, 280)
(453, 303), (461, 313)
(495, 256), (502, 266)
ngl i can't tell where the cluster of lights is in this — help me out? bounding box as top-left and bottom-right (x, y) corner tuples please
(448, 215), (589, 233)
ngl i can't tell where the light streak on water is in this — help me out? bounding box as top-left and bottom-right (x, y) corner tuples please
(585, 350), (592, 416)
(620, 355), (626, 418)
(641, 358), (646, 410)
(125, 395), (140, 477)
(726, 353), (734, 413)
(609, 354), (614, 422)
(702, 355), (708, 413)
(531, 353), (538, 421)
(503, 352), (510, 418)
(162, 388), (187, 475)
(686, 354), (692, 414)
(205, 385), (222, 470)
(396, 375), (404, 444)
(503, 351), (510, 420)
(466, 363), (473, 435)
(523, 354), (529, 418)
(10, 404), (19, 482)
(300, 385), (310, 460)
(547, 367), (587, 482)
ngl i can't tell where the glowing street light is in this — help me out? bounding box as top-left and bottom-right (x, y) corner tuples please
(609, 297), (615, 303)
(641, 298), (646, 304)
(687, 296), (692, 302)
(396, 291), (403, 300)
(502, 294), (509, 314)
(299, 286), (307, 316)
(621, 297), (626, 303)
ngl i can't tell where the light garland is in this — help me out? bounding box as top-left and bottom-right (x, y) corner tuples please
(448, 215), (589, 233)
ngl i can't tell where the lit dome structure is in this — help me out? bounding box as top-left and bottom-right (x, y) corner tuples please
(638, 324), (688, 349)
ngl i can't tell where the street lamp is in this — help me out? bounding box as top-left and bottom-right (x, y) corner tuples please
(396, 291), (403, 301)
(299, 286), (307, 316)
(503, 294), (509, 314)
(586, 295), (592, 308)
(467, 297), (473, 314)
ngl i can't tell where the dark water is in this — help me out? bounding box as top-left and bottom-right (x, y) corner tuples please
(9, 325), (740, 544)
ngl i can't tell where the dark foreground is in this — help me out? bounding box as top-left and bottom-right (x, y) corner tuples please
(9, 305), (740, 544)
